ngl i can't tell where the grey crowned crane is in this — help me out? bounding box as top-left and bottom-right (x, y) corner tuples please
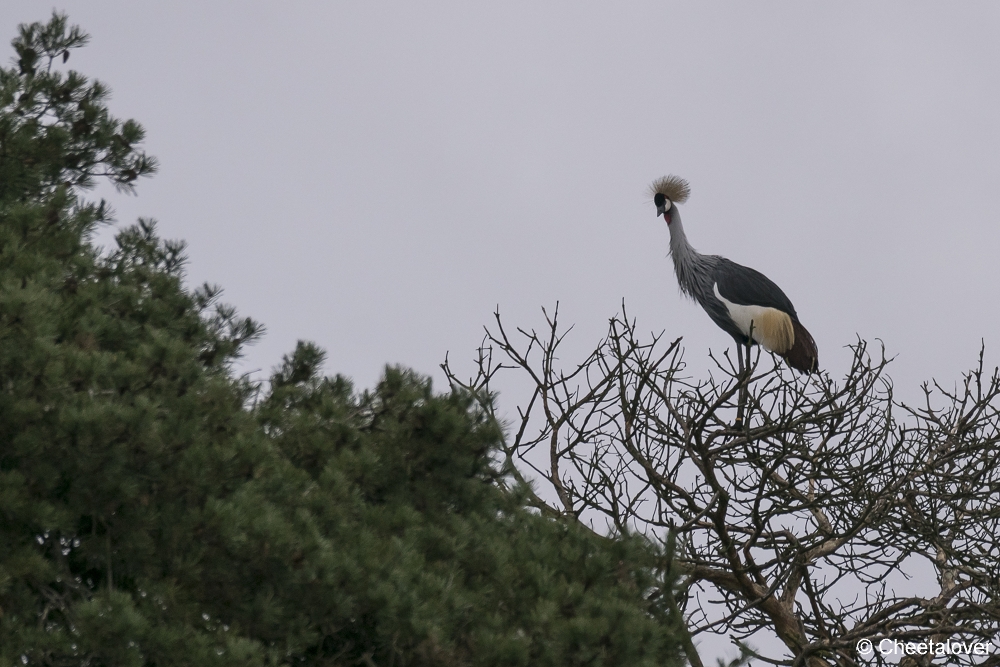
(651, 175), (818, 375)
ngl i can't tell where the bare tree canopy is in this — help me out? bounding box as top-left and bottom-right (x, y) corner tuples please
(444, 304), (1000, 667)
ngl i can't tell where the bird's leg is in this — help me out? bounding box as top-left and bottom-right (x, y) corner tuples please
(733, 343), (745, 431)
(734, 338), (749, 431)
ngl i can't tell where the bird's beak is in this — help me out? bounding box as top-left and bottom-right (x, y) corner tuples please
(656, 203), (667, 218)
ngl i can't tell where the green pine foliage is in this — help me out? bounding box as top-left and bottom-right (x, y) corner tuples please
(253, 347), (683, 665)
(0, 14), (685, 666)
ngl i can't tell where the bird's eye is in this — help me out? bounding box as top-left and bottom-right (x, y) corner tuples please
(653, 193), (666, 207)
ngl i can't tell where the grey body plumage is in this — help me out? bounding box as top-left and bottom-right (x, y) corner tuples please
(653, 176), (818, 374)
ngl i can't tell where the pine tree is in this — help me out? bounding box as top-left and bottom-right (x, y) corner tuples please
(0, 13), (269, 665)
(251, 345), (684, 665)
(0, 14), (685, 666)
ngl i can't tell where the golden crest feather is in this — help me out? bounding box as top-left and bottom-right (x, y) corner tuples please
(649, 175), (690, 204)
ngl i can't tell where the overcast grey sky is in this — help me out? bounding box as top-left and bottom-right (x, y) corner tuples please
(7, 3), (999, 402)
(7, 2), (1000, 660)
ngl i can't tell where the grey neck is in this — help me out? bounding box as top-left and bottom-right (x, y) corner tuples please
(666, 207), (706, 300)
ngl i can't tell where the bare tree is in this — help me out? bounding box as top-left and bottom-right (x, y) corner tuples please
(443, 304), (1000, 667)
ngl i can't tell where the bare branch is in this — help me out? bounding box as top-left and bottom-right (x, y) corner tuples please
(444, 307), (1000, 667)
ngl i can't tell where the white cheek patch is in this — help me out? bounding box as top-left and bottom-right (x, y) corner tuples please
(712, 283), (794, 353)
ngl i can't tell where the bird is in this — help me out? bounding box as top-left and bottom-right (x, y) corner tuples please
(650, 175), (818, 375)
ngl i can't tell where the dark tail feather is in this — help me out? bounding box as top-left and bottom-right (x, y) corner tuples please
(782, 320), (818, 374)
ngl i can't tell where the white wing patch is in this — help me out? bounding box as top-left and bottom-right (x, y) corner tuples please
(713, 283), (795, 354)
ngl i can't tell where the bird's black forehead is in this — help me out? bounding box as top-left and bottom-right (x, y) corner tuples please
(653, 193), (666, 206)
